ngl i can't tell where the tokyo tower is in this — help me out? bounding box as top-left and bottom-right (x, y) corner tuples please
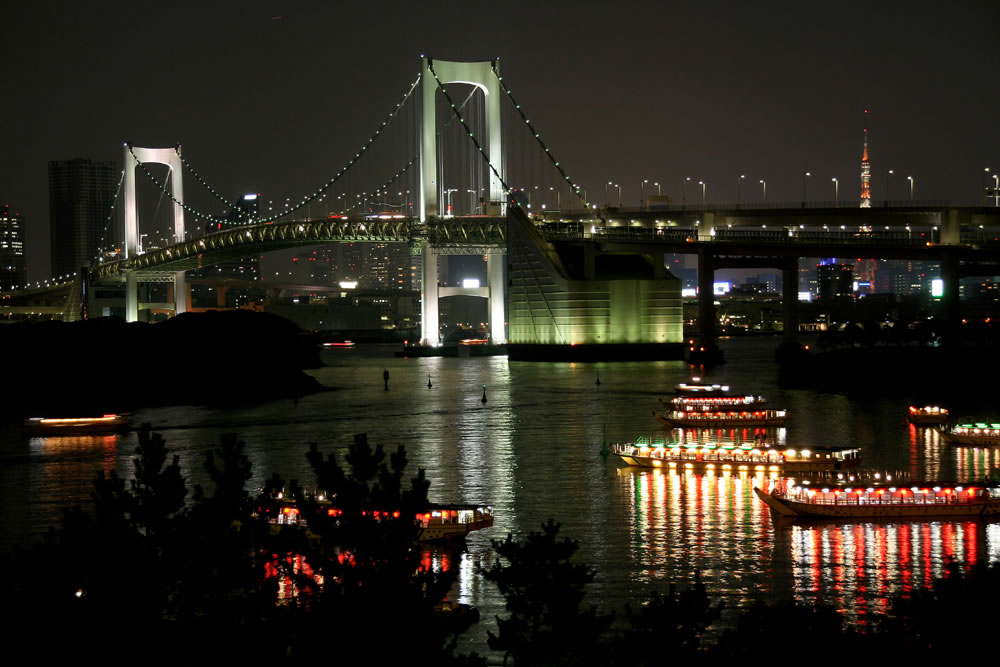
(859, 109), (871, 208)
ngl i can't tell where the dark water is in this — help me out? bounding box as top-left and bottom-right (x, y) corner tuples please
(2, 337), (998, 656)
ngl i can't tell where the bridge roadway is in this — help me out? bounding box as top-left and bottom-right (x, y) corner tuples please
(88, 204), (1000, 280)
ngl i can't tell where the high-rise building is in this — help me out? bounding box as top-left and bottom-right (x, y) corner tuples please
(859, 109), (871, 208)
(0, 203), (26, 289)
(49, 158), (118, 279)
(817, 262), (854, 301)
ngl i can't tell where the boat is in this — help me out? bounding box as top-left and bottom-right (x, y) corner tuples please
(654, 395), (786, 427)
(22, 414), (130, 436)
(268, 499), (494, 542)
(754, 480), (1000, 519)
(612, 435), (860, 474)
(942, 422), (1000, 446)
(907, 405), (949, 425)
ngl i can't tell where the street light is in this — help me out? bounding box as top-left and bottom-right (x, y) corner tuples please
(984, 168), (991, 205)
(654, 182), (661, 195)
(737, 174), (745, 208)
(682, 177), (691, 208)
(614, 183), (622, 207)
(549, 186), (560, 210)
(698, 180), (706, 206)
(640, 179), (648, 207)
(832, 178), (839, 207)
(802, 172), (810, 207)
(606, 181), (613, 207)
(445, 188), (458, 215)
(759, 179), (766, 202)
(885, 169), (894, 206)
(993, 174), (999, 206)
(467, 189), (477, 214)
(907, 176), (914, 200)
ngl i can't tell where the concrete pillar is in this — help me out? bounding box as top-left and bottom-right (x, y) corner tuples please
(697, 247), (715, 348)
(173, 271), (187, 316)
(782, 257), (799, 345)
(123, 145), (185, 258)
(939, 249), (961, 349)
(940, 209), (961, 245)
(697, 212), (716, 241)
(487, 252), (505, 344)
(421, 241), (440, 346)
(125, 272), (138, 323)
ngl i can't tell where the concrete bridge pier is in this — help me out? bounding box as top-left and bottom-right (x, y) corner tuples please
(691, 247), (724, 365)
(781, 257), (799, 347)
(125, 271), (138, 322)
(487, 252), (505, 344)
(420, 241), (440, 346)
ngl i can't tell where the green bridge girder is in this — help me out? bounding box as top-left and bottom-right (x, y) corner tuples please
(90, 216), (508, 280)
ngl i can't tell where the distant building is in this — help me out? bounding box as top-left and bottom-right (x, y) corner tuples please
(817, 263), (854, 301)
(195, 194), (262, 280)
(49, 158), (118, 279)
(0, 204), (26, 289)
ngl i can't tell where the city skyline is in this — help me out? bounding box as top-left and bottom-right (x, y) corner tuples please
(2, 1), (998, 282)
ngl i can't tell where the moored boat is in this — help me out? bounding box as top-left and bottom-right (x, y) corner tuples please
(754, 480), (1000, 519)
(612, 435), (859, 474)
(942, 422), (1000, 446)
(907, 405), (949, 425)
(23, 414), (130, 436)
(654, 395), (786, 427)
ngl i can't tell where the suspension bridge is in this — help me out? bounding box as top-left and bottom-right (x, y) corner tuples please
(6, 56), (1000, 357)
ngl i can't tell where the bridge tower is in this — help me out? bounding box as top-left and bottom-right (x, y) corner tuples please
(418, 57), (506, 346)
(122, 144), (187, 322)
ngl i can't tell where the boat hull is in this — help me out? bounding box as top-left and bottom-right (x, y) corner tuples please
(617, 453), (838, 474)
(23, 416), (130, 436)
(943, 433), (1000, 447)
(754, 487), (1000, 519)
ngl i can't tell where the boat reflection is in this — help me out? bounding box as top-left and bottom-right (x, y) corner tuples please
(618, 467), (996, 624)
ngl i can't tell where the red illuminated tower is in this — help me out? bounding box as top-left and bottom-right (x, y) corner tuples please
(859, 109), (871, 208)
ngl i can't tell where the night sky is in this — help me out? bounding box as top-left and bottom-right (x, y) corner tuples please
(2, 1), (998, 282)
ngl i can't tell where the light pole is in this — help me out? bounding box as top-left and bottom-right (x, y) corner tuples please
(640, 179), (648, 208)
(467, 189), (477, 214)
(682, 177), (690, 209)
(699, 180), (706, 206)
(832, 178), (839, 207)
(549, 186), (560, 209)
(737, 174), (745, 208)
(993, 174), (999, 206)
(885, 169), (893, 206)
(606, 181), (613, 207)
(907, 176), (914, 201)
(802, 172), (810, 207)
(445, 188), (458, 215)
(614, 183), (622, 208)
(759, 179), (766, 202)
(984, 168), (991, 205)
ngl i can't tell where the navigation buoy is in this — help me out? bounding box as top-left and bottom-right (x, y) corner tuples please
(428, 374), (432, 388)
(482, 384), (487, 403)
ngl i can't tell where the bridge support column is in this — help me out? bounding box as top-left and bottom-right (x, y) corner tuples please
(125, 272), (138, 323)
(939, 249), (961, 349)
(487, 252), (505, 344)
(782, 258), (799, 346)
(697, 212), (716, 241)
(421, 241), (440, 346)
(173, 271), (187, 316)
(690, 247), (723, 364)
(940, 209), (961, 244)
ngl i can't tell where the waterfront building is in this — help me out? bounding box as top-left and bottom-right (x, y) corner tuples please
(48, 158), (118, 279)
(0, 204), (26, 289)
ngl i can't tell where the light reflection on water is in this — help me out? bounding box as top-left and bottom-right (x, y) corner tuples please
(3, 339), (1000, 655)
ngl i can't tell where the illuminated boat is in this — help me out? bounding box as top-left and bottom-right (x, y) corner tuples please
(942, 422), (1000, 446)
(23, 414), (130, 436)
(269, 500), (494, 542)
(754, 480), (1000, 519)
(907, 405), (949, 425)
(612, 435), (859, 474)
(654, 395), (786, 427)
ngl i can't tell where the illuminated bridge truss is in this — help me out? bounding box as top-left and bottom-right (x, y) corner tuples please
(90, 217), (507, 280)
